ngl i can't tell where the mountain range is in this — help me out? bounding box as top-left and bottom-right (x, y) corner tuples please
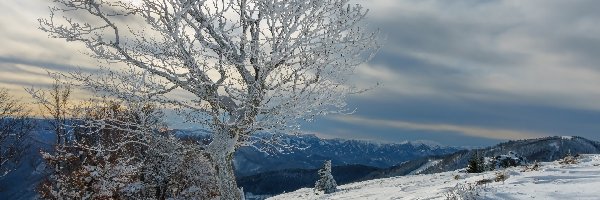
(233, 133), (460, 176)
(367, 136), (600, 180)
(239, 136), (600, 196)
(3, 122), (600, 199)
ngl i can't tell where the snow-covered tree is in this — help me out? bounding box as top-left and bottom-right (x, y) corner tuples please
(31, 83), (218, 199)
(0, 88), (34, 177)
(40, 0), (379, 198)
(314, 160), (337, 194)
(126, 133), (219, 199)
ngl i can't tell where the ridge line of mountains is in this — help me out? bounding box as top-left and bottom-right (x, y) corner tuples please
(237, 135), (600, 196)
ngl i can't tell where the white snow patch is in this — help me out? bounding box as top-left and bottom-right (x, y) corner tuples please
(269, 154), (600, 200)
(408, 159), (441, 175)
(562, 136), (574, 140)
(549, 142), (560, 150)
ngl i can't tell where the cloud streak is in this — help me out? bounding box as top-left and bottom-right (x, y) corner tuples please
(331, 115), (543, 140)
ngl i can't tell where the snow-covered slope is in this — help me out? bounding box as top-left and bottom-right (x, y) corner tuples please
(269, 154), (600, 200)
(365, 136), (600, 180)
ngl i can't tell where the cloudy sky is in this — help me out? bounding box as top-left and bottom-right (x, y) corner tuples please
(2, 0), (600, 146)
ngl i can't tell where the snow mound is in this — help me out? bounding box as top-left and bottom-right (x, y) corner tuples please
(269, 154), (600, 200)
(561, 136), (574, 140)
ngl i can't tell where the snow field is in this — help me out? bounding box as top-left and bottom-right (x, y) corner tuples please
(269, 154), (600, 200)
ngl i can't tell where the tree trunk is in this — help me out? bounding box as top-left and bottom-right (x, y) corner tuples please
(213, 152), (243, 200)
(207, 130), (243, 200)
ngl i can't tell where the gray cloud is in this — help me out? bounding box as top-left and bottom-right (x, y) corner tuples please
(0, 1), (94, 96)
(353, 0), (600, 111)
(2, 0), (600, 145)
(0, 56), (97, 74)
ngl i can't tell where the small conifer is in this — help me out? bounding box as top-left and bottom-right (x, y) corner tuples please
(315, 160), (337, 194)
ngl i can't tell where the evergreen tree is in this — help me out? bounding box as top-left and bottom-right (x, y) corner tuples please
(467, 151), (484, 173)
(315, 160), (337, 194)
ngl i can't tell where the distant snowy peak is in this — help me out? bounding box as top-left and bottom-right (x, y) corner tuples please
(403, 140), (444, 149)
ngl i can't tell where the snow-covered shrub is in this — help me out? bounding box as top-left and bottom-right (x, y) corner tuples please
(475, 178), (493, 186)
(444, 183), (480, 200)
(484, 151), (526, 171)
(38, 150), (141, 199)
(453, 174), (461, 180)
(35, 98), (218, 199)
(314, 160), (337, 194)
(521, 161), (540, 172)
(36, 101), (144, 199)
(494, 171), (509, 183)
(124, 135), (219, 199)
(559, 153), (579, 165)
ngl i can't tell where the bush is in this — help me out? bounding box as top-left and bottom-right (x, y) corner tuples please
(475, 178), (493, 186)
(453, 174), (461, 180)
(494, 171), (508, 183)
(521, 161), (540, 172)
(36, 98), (219, 199)
(445, 183), (480, 200)
(559, 154), (578, 165)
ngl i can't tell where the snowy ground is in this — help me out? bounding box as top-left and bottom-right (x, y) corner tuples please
(269, 154), (600, 200)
